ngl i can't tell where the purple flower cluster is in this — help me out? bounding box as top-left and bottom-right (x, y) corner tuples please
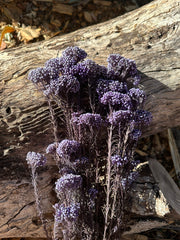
(111, 155), (128, 167)
(56, 139), (81, 159)
(100, 91), (123, 106)
(55, 174), (82, 193)
(96, 79), (127, 98)
(54, 202), (80, 223)
(27, 47), (152, 239)
(107, 54), (140, 85)
(61, 46), (87, 68)
(57, 75), (80, 94)
(108, 110), (132, 125)
(72, 59), (104, 83)
(26, 151), (46, 169)
(135, 110), (152, 126)
(71, 112), (103, 128)
(28, 67), (58, 85)
(129, 88), (146, 109)
(46, 142), (56, 154)
(45, 57), (63, 74)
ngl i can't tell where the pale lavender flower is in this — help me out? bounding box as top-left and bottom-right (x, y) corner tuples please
(130, 129), (142, 141)
(26, 151), (46, 169)
(89, 188), (98, 200)
(135, 110), (152, 126)
(28, 67), (58, 84)
(100, 91), (122, 106)
(73, 157), (89, 169)
(58, 74), (80, 94)
(79, 113), (103, 127)
(55, 174), (82, 193)
(46, 142), (57, 154)
(107, 54), (140, 85)
(61, 46), (87, 68)
(129, 88), (146, 109)
(111, 155), (128, 167)
(45, 57), (63, 74)
(56, 139), (81, 159)
(72, 59), (103, 82)
(54, 202), (80, 223)
(96, 79), (127, 98)
(108, 110), (132, 125)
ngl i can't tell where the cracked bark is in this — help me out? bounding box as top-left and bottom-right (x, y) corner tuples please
(0, 0), (180, 238)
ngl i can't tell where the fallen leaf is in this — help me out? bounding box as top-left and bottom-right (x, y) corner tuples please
(19, 26), (41, 43)
(0, 41), (7, 50)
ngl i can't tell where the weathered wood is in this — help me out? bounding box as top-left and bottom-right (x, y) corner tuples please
(0, 0), (180, 238)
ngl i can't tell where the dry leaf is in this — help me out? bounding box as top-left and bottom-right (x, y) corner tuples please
(19, 26), (41, 43)
(0, 41), (6, 50)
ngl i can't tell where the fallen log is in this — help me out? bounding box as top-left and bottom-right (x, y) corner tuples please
(0, 0), (180, 238)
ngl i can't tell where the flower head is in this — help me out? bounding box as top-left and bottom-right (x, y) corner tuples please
(26, 151), (46, 169)
(111, 155), (128, 167)
(96, 79), (127, 98)
(46, 142), (57, 154)
(28, 67), (58, 85)
(56, 139), (81, 159)
(61, 46), (87, 68)
(45, 57), (63, 74)
(135, 110), (152, 126)
(108, 110), (132, 125)
(55, 174), (82, 193)
(107, 54), (140, 85)
(100, 91), (122, 106)
(54, 202), (80, 223)
(57, 74), (80, 94)
(79, 113), (103, 127)
(129, 88), (146, 109)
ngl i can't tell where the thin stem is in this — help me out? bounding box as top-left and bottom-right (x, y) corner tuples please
(103, 124), (113, 240)
(32, 168), (52, 240)
(47, 98), (59, 143)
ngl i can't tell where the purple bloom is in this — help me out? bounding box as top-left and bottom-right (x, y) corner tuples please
(129, 88), (146, 108)
(55, 174), (82, 193)
(26, 151), (46, 169)
(96, 79), (127, 98)
(59, 167), (75, 175)
(108, 110), (132, 125)
(56, 139), (81, 159)
(61, 46), (87, 67)
(107, 54), (140, 85)
(72, 59), (101, 82)
(79, 113), (103, 127)
(100, 91), (132, 109)
(130, 129), (142, 141)
(54, 202), (80, 223)
(58, 74), (80, 94)
(135, 110), (152, 126)
(100, 91), (122, 106)
(28, 67), (58, 85)
(45, 57), (63, 74)
(46, 142), (57, 154)
(111, 155), (128, 167)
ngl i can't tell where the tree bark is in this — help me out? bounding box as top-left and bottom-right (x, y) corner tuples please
(0, 0), (180, 238)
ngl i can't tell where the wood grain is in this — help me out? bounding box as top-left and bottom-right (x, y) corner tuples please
(0, 0), (180, 237)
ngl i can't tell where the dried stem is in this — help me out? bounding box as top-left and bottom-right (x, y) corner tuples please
(103, 124), (113, 240)
(31, 168), (52, 240)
